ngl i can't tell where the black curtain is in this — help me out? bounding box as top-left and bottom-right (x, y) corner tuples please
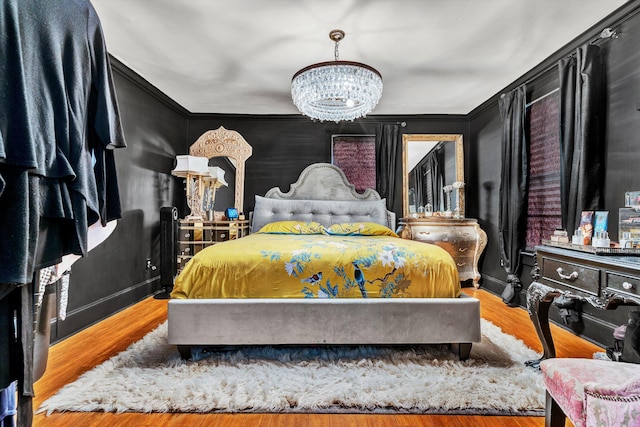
(422, 145), (444, 211)
(498, 85), (529, 304)
(413, 169), (423, 212)
(558, 44), (606, 234)
(375, 124), (400, 211)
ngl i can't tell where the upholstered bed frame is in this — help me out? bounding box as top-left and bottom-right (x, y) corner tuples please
(167, 163), (481, 359)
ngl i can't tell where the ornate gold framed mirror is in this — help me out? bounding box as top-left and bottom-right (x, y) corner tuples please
(190, 126), (252, 213)
(402, 134), (464, 218)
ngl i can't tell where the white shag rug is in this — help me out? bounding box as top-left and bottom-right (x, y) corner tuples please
(38, 319), (544, 416)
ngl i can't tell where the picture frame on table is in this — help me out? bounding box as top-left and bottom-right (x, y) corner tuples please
(580, 211), (594, 245)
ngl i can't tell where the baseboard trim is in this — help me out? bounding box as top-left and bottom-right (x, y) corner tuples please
(51, 276), (159, 343)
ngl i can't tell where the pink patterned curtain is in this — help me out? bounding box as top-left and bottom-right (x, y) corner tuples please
(525, 91), (562, 249)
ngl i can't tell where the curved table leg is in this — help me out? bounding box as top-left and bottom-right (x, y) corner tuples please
(472, 276), (481, 289)
(525, 282), (561, 369)
(472, 225), (487, 289)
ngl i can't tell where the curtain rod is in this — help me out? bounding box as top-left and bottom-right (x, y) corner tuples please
(474, 3), (640, 118)
(521, 26), (619, 88)
(523, 26), (616, 105)
(526, 87), (560, 108)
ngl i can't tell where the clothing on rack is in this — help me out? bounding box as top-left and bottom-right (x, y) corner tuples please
(0, 382), (16, 427)
(0, 0), (126, 285)
(0, 1), (127, 425)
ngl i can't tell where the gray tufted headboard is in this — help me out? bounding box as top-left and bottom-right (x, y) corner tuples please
(251, 163), (395, 232)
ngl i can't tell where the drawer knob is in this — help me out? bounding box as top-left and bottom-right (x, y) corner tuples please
(556, 267), (578, 280)
(623, 281), (634, 290)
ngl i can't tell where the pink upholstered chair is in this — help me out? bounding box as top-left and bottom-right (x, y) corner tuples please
(540, 358), (640, 427)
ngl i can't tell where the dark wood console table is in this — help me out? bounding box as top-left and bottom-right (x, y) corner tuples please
(526, 245), (640, 368)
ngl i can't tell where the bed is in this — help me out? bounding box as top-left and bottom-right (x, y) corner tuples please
(167, 163), (481, 359)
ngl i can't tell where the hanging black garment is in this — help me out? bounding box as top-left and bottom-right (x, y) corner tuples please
(0, 0), (126, 284)
(0, 1), (127, 424)
(498, 86), (529, 304)
(558, 44), (606, 234)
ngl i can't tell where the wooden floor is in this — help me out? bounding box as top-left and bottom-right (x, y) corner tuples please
(32, 288), (601, 427)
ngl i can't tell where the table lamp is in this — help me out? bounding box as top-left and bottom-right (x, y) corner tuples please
(171, 155), (210, 219)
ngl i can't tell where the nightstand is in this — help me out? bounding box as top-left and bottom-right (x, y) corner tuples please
(176, 218), (250, 274)
(397, 217), (487, 287)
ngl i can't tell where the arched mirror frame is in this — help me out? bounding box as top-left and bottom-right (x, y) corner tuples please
(402, 134), (464, 218)
(190, 126), (252, 213)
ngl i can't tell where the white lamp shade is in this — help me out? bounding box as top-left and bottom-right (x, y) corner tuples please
(203, 166), (228, 187)
(171, 155), (210, 177)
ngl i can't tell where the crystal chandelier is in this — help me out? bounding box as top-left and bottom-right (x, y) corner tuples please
(291, 29), (383, 123)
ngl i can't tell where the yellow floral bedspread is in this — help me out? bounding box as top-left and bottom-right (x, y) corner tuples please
(171, 231), (460, 299)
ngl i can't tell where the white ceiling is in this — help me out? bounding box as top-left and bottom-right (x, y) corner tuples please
(91, 0), (627, 116)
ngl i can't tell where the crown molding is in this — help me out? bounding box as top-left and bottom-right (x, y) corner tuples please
(109, 55), (190, 117)
(468, 0), (640, 120)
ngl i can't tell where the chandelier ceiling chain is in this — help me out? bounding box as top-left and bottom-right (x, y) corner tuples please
(291, 29), (383, 123)
(331, 29), (343, 61)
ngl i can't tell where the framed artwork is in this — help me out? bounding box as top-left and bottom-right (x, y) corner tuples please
(331, 134), (376, 192)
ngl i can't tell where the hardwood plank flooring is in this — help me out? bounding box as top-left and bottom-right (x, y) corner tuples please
(32, 288), (601, 426)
